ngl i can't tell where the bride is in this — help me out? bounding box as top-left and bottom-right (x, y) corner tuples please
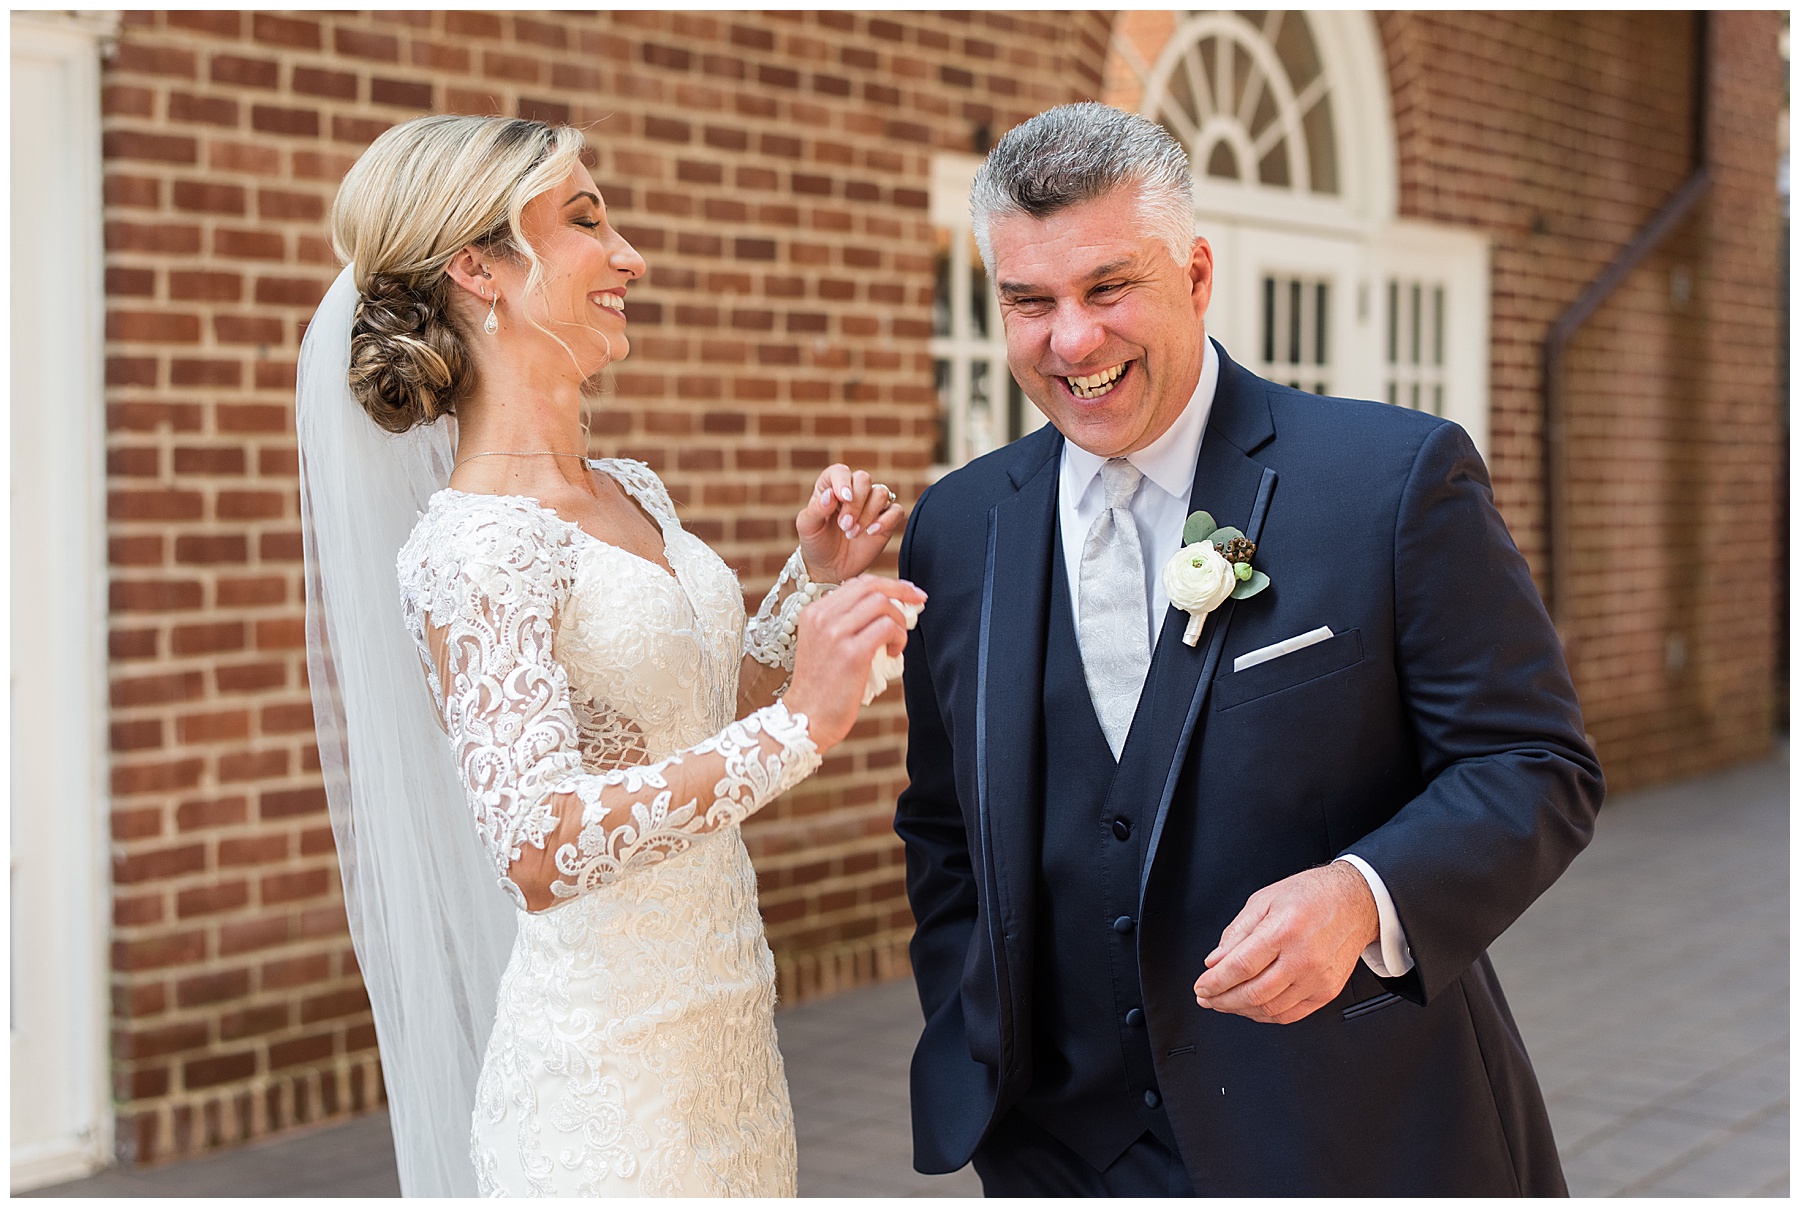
(297, 114), (921, 1196)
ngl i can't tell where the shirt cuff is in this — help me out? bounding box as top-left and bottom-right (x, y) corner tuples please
(1333, 854), (1415, 977)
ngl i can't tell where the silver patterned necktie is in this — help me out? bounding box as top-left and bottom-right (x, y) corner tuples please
(1078, 458), (1151, 758)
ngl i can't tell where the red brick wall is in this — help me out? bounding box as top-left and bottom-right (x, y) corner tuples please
(1379, 11), (1786, 790)
(100, 8), (1110, 1164)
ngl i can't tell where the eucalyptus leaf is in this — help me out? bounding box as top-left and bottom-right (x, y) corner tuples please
(1208, 526), (1246, 548)
(1183, 510), (1217, 545)
(1230, 569), (1270, 600)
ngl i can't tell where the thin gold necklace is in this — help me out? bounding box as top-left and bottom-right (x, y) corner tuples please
(453, 450), (589, 470)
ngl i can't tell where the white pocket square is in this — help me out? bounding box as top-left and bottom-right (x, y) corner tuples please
(1233, 626), (1334, 673)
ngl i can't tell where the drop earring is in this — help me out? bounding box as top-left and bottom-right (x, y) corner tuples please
(483, 291), (499, 335)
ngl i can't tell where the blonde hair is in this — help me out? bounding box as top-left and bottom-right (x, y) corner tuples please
(330, 115), (587, 433)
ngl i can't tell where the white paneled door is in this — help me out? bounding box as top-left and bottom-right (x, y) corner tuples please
(1204, 221), (1365, 402)
(10, 12), (115, 1191)
(1203, 218), (1489, 458)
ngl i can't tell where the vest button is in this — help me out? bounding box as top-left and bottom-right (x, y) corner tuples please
(1125, 1007), (1145, 1028)
(1143, 1089), (1162, 1109)
(1113, 914), (1134, 934)
(1111, 817), (1132, 841)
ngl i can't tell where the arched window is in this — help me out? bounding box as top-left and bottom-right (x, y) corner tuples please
(1143, 10), (1338, 199)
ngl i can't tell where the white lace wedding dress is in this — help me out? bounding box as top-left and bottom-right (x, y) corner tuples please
(396, 458), (819, 1197)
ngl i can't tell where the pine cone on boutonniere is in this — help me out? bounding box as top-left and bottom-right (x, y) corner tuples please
(1218, 536), (1257, 565)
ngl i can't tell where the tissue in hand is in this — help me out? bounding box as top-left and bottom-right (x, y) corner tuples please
(862, 600), (922, 705)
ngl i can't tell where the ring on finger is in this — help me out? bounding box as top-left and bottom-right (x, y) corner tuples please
(874, 483), (895, 503)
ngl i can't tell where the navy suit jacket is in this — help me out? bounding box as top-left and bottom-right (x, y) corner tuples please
(894, 343), (1604, 1194)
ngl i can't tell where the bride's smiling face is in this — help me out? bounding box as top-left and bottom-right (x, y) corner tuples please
(493, 164), (646, 375)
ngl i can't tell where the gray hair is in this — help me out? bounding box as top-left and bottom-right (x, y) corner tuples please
(969, 102), (1195, 269)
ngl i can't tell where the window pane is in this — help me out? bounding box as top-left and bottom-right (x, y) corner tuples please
(1207, 141), (1240, 180)
(969, 261), (989, 339)
(1314, 282), (1329, 366)
(1258, 139), (1291, 188)
(1272, 8), (1322, 95)
(1247, 85), (1279, 142)
(1386, 280), (1398, 365)
(1302, 93), (1338, 195)
(1228, 42), (1254, 116)
(1197, 36), (1219, 110)
(1262, 276), (1276, 364)
(1169, 58), (1203, 129)
(1432, 286), (1444, 367)
(1409, 283), (1422, 365)
(1287, 278), (1301, 364)
(1235, 11), (1269, 37)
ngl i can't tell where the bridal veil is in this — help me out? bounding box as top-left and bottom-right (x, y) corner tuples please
(296, 265), (514, 1196)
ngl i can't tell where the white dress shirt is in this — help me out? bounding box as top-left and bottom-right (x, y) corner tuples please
(1054, 338), (1414, 978)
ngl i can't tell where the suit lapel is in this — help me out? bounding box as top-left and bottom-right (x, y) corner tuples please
(975, 428), (1060, 993)
(1111, 346), (1281, 905)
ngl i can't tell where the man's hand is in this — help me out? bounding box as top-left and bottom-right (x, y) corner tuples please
(1192, 861), (1380, 1025)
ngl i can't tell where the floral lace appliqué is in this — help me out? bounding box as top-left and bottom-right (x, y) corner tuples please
(396, 459), (810, 1196)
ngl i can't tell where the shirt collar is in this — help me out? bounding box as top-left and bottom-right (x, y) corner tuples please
(1061, 336), (1218, 504)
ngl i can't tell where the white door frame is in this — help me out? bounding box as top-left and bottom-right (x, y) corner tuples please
(10, 10), (117, 1191)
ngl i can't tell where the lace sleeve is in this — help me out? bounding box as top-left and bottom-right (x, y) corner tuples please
(400, 500), (822, 911)
(744, 546), (834, 675)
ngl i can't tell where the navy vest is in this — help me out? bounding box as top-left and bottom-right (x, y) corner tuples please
(1015, 534), (1178, 1171)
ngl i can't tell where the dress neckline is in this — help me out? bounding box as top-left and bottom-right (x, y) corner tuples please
(437, 458), (679, 583)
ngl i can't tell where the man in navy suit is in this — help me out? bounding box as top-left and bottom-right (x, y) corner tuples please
(894, 103), (1603, 1195)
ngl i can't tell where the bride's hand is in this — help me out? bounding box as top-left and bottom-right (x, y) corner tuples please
(782, 575), (926, 750)
(796, 464), (905, 585)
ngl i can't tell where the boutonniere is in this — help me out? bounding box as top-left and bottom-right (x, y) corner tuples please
(1162, 511), (1270, 646)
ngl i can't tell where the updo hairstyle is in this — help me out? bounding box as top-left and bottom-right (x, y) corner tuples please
(329, 115), (587, 433)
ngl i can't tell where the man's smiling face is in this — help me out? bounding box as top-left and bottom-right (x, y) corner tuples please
(989, 188), (1213, 459)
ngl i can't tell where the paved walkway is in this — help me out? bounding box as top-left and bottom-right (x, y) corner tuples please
(1487, 754), (1788, 1197)
(29, 753), (1786, 1197)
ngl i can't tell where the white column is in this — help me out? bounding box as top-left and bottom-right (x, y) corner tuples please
(10, 9), (118, 1191)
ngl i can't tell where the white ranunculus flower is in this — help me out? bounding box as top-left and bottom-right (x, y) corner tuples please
(1163, 540), (1236, 645)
